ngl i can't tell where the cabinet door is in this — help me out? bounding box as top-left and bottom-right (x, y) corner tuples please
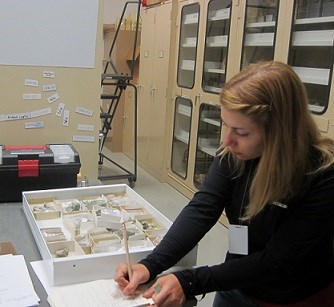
(138, 3), (172, 179)
(169, 1), (225, 193)
(147, 2), (172, 176)
(202, 0), (232, 94)
(194, 103), (221, 188)
(138, 7), (155, 164)
(288, 0), (334, 115)
(177, 2), (201, 89)
(171, 96), (193, 179)
(241, 0), (280, 68)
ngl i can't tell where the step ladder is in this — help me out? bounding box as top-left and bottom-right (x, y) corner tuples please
(98, 0), (141, 188)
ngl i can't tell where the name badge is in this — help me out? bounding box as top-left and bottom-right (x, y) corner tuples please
(228, 224), (248, 255)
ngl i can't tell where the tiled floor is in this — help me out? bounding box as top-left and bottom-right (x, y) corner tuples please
(99, 150), (229, 306)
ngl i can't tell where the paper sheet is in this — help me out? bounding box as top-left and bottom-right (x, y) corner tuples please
(0, 254), (40, 306)
(47, 279), (154, 307)
(31, 261), (154, 307)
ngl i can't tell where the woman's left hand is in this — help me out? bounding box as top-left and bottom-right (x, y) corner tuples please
(142, 274), (186, 307)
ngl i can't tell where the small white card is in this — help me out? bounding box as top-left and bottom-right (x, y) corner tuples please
(75, 106), (93, 117)
(30, 107), (52, 118)
(43, 71), (56, 78)
(77, 124), (94, 131)
(43, 84), (56, 92)
(228, 224), (248, 255)
(23, 93), (41, 100)
(73, 135), (95, 143)
(63, 110), (70, 126)
(25, 121), (44, 129)
(47, 93), (60, 104)
(56, 102), (65, 117)
(25, 79), (38, 87)
(4, 112), (30, 121)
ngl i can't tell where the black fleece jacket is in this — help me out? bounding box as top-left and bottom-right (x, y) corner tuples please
(140, 154), (334, 304)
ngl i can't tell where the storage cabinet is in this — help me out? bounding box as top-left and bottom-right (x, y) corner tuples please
(137, 2), (173, 181)
(167, 0), (334, 200)
(168, 0), (232, 197)
(132, 0), (334, 204)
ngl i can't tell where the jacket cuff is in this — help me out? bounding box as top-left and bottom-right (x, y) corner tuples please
(138, 259), (159, 283)
(172, 269), (196, 298)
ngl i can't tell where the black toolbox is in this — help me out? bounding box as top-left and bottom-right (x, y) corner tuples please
(0, 144), (81, 202)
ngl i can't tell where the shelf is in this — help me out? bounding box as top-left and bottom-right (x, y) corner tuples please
(295, 16), (334, 25)
(183, 13), (199, 25)
(246, 21), (276, 28)
(292, 30), (334, 47)
(244, 32), (274, 46)
(197, 145), (217, 157)
(201, 117), (220, 126)
(176, 105), (191, 117)
(205, 68), (225, 74)
(182, 37), (197, 48)
(180, 60), (195, 71)
(208, 8), (230, 21)
(206, 35), (228, 47)
(182, 43), (197, 48)
(204, 61), (225, 73)
(292, 66), (330, 86)
(309, 104), (326, 113)
(175, 133), (189, 144)
(204, 85), (222, 93)
(177, 109), (191, 117)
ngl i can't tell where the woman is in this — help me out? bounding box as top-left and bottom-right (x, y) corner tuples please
(114, 61), (334, 306)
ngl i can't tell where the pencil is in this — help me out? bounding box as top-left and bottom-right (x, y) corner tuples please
(122, 220), (133, 281)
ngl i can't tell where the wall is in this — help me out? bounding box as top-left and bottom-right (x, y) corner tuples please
(104, 0), (139, 24)
(0, 0), (103, 180)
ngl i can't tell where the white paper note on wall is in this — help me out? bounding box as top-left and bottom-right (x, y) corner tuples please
(56, 103), (65, 117)
(47, 93), (60, 104)
(63, 110), (70, 126)
(73, 135), (95, 143)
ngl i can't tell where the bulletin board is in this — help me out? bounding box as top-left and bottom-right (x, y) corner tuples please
(0, 0), (99, 68)
(0, 0), (103, 180)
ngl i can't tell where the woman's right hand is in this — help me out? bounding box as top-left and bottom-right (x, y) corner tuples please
(114, 263), (150, 296)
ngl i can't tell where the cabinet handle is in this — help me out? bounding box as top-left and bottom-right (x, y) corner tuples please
(150, 86), (156, 95)
(195, 93), (201, 106)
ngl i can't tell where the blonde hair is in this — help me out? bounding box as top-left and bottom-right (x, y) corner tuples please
(219, 61), (334, 220)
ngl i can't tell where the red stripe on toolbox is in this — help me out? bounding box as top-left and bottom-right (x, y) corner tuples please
(18, 160), (39, 177)
(5, 145), (47, 151)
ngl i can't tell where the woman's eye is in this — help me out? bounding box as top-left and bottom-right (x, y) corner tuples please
(236, 130), (249, 137)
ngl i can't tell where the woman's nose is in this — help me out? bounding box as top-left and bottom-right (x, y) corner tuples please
(223, 130), (235, 146)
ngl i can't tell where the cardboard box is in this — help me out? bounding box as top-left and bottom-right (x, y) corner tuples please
(146, 0), (164, 6)
(0, 144), (80, 202)
(23, 184), (197, 286)
(0, 242), (16, 255)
